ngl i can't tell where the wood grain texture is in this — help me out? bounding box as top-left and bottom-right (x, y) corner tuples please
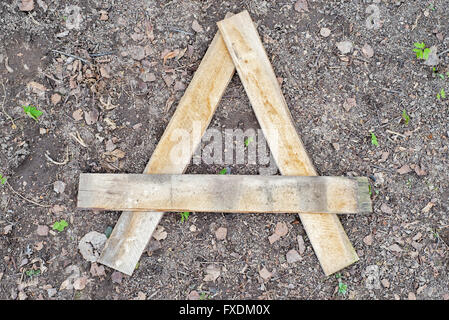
(217, 11), (359, 275)
(97, 31), (236, 275)
(78, 174), (372, 214)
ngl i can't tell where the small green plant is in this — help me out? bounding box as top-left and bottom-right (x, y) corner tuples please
(433, 67), (445, 79)
(0, 174), (6, 185)
(370, 132), (379, 146)
(105, 226), (113, 238)
(135, 262), (140, 270)
(428, 3), (435, 11)
(219, 167), (229, 175)
(179, 211), (190, 223)
(199, 292), (209, 300)
(23, 105), (43, 122)
(52, 219), (68, 232)
(25, 269), (41, 277)
(402, 109), (410, 125)
(335, 273), (348, 296)
(368, 184), (372, 197)
(413, 42), (430, 60)
(436, 88), (446, 100)
(244, 137), (253, 147)
(406, 178), (413, 188)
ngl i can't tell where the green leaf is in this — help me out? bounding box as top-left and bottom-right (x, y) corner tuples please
(370, 132), (379, 146)
(441, 88), (446, 99)
(105, 226), (113, 238)
(368, 184), (372, 196)
(244, 137), (253, 147)
(437, 93), (441, 100)
(423, 48), (430, 60)
(412, 48), (423, 59)
(0, 174), (6, 185)
(338, 282), (348, 295)
(219, 168), (228, 175)
(438, 73), (445, 80)
(25, 269), (41, 277)
(402, 109), (410, 125)
(179, 211), (190, 223)
(52, 219), (68, 232)
(23, 105), (43, 121)
(414, 42), (426, 49)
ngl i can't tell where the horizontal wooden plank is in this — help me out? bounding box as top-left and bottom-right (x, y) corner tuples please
(78, 174), (372, 214)
(217, 11), (359, 275)
(97, 30), (236, 276)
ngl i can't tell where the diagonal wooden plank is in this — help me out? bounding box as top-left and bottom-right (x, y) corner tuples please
(78, 174), (372, 214)
(217, 11), (359, 275)
(97, 31), (236, 275)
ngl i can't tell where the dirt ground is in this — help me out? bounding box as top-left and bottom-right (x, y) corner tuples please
(1, 0), (448, 300)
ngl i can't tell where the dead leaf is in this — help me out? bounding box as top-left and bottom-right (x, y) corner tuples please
(163, 50), (178, 65)
(274, 222), (288, 237)
(388, 243), (403, 253)
(3, 225), (13, 235)
(397, 164), (412, 175)
(379, 151), (389, 162)
(343, 97), (356, 112)
(363, 234), (373, 246)
(19, 0), (34, 12)
(162, 74), (174, 87)
(36, 225), (49, 236)
(294, 0), (309, 12)
(421, 201), (435, 213)
(215, 227), (227, 240)
(268, 233), (280, 244)
(286, 249), (301, 263)
(141, 72), (156, 82)
(259, 267), (272, 281)
(99, 66), (110, 78)
(152, 226), (167, 241)
(51, 204), (65, 214)
(362, 44), (374, 58)
(203, 264), (220, 282)
(380, 203), (393, 214)
(84, 109), (99, 125)
(297, 235), (306, 254)
(188, 290), (200, 300)
(111, 271), (123, 284)
(51, 93), (61, 105)
(53, 180), (66, 194)
(412, 164), (427, 176)
(192, 20), (204, 33)
(27, 81), (47, 95)
(104, 149), (125, 159)
(135, 291), (146, 300)
(90, 263), (106, 277)
(164, 95), (176, 113)
(173, 81), (186, 92)
(34, 241), (44, 251)
(73, 276), (88, 290)
(99, 10), (108, 21)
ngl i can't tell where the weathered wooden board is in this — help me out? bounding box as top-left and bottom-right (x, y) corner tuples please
(217, 11), (359, 275)
(78, 174), (372, 214)
(97, 31), (236, 275)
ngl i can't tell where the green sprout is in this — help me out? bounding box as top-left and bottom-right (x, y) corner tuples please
(25, 269), (41, 277)
(413, 42), (430, 60)
(23, 105), (43, 122)
(52, 219), (68, 232)
(428, 3), (435, 11)
(0, 174), (6, 185)
(370, 132), (379, 146)
(179, 211), (190, 223)
(402, 109), (410, 125)
(219, 167), (229, 175)
(335, 273), (348, 296)
(436, 88), (446, 100)
(199, 292), (209, 300)
(244, 137), (253, 147)
(433, 67), (445, 79)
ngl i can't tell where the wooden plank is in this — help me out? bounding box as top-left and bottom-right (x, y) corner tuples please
(97, 31), (236, 275)
(217, 11), (359, 275)
(78, 174), (372, 214)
